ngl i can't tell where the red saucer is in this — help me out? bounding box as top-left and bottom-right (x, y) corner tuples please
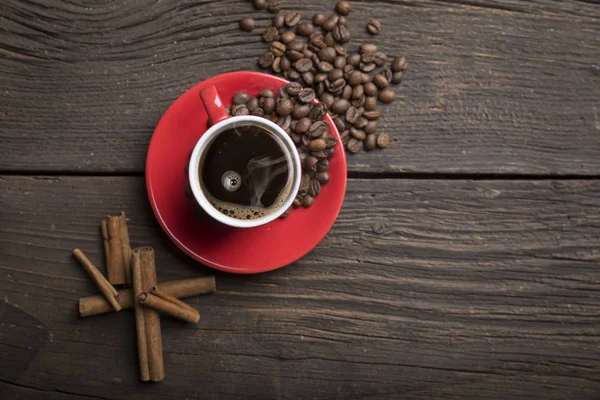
(146, 71), (347, 273)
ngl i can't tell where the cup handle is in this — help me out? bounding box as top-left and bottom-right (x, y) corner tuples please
(199, 86), (230, 125)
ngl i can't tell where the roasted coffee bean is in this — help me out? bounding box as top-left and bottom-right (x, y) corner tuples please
(373, 74), (389, 89)
(285, 82), (302, 97)
(324, 32), (336, 46)
(246, 97), (259, 111)
(302, 195), (314, 208)
(382, 68), (393, 83)
(365, 134), (377, 150)
(312, 13), (326, 26)
(363, 82), (377, 97)
(267, 1), (281, 13)
(341, 84), (352, 100)
(354, 117), (368, 129)
(307, 121), (328, 138)
(231, 105), (249, 116)
(373, 52), (388, 66)
(312, 150), (329, 160)
(272, 12), (285, 29)
(304, 155), (318, 171)
(347, 53), (361, 67)
(271, 41), (286, 57)
(302, 72), (314, 85)
(290, 132), (302, 145)
(292, 104), (310, 119)
(308, 179), (321, 197)
(295, 117), (311, 134)
(280, 56), (292, 71)
(252, 0), (267, 10)
(325, 135), (338, 148)
(308, 138), (327, 151)
(287, 50), (304, 61)
(317, 61), (333, 73)
(334, 44), (346, 55)
(364, 96), (377, 111)
(281, 31), (296, 44)
(351, 85), (364, 100)
(309, 104), (328, 121)
(315, 171), (330, 184)
(262, 27), (278, 42)
(297, 23), (315, 36)
(366, 18), (381, 35)
(334, 117), (346, 132)
(378, 88), (397, 103)
(288, 69), (300, 80)
(276, 114), (292, 131)
(317, 159), (329, 172)
(332, 25), (351, 43)
(345, 106), (360, 124)
(333, 55), (347, 69)
(347, 138), (364, 153)
(300, 174), (312, 195)
(298, 88), (316, 103)
(304, 48), (314, 59)
(272, 57), (282, 73)
(290, 119), (298, 131)
(314, 73), (328, 83)
(323, 14), (339, 31)
(293, 194), (302, 208)
(338, 16), (349, 26)
(288, 40), (305, 53)
(360, 62), (376, 72)
(363, 111), (381, 120)
(259, 89), (274, 98)
(392, 55), (408, 71)
(320, 93), (335, 108)
(318, 47), (337, 62)
(327, 78), (345, 94)
(331, 98), (351, 114)
(276, 98), (293, 116)
(239, 17), (255, 32)
(343, 64), (355, 77)
(364, 120), (378, 134)
(280, 206), (292, 219)
(301, 133), (311, 146)
(362, 72), (371, 84)
(347, 70), (362, 86)
(232, 92), (249, 105)
(336, 0), (352, 15)
(340, 130), (351, 145)
(285, 12), (301, 27)
(377, 132), (390, 148)
(295, 58), (313, 72)
(261, 97), (276, 114)
(258, 51), (275, 68)
(392, 71), (404, 84)
(350, 127), (366, 140)
(359, 43), (378, 54)
(351, 95), (365, 108)
(315, 81), (325, 96)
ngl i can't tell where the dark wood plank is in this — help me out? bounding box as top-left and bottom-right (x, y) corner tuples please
(1, 176), (599, 399)
(1, 0), (599, 174)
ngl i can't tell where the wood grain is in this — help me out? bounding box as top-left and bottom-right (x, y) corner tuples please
(1, 176), (599, 399)
(0, 0), (599, 175)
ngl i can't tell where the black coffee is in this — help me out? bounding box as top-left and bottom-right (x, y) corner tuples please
(200, 124), (291, 220)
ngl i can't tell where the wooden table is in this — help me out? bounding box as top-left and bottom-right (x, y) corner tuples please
(1, 0), (599, 398)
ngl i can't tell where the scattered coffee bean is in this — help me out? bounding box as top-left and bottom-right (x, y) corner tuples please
(332, 24), (351, 43)
(308, 138), (327, 151)
(309, 103), (328, 121)
(392, 55), (408, 71)
(338, 16), (349, 26)
(271, 41), (286, 57)
(285, 12), (301, 27)
(262, 26), (278, 42)
(336, 1), (352, 15)
(334, 117), (346, 132)
(359, 43), (378, 54)
(307, 121), (329, 138)
(272, 57), (282, 73)
(354, 117), (368, 129)
(320, 93), (335, 108)
(365, 134), (377, 150)
(347, 70), (362, 86)
(276, 98), (293, 116)
(333, 56), (346, 69)
(302, 195), (314, 208)
(313, 13), (326, 26)
(363, 82), (377, 96)
(231, 105), (249, 116)
(273, 13), (285, 29)
(331, 98), (351, 114)
(347, 138), (364, 153)
(364, 120), (378, 134)
(341, 84), (352, 100)
(308, 179), (321, 197)
(304, 155), (319, 171)
(252, 0), (267, 10)
(318, 47), (337, 62)
(350, 127), (366, 140)
(267, 1), (281, 13)
(366, 19), (381, 35)
(295, 117), (312, 134)
(376, 132), (390, 148)
(315, 171), (330, 184)
(378, 88), (396, 103)
(280, 206), (292, 218)
(360, 62), (376, 73)
(323, 14), (339, 31)
(391, 71), (404, 84)
(232, 92), (249, 105)
(297, 23), (315, 36)
(281, 31), (296, 44)
(247, 97), (259, 111)
(295, 58), (313, 73)
(298, 88), (316, 103)
(239, 17), (256, 32)
(317, 159), (329, 172)
(363, 110), (381, 120)
(373, 74), (389, 89)
(286, 82), (302, 96)
(345, 106), (360, 124)
(351, 85), (364, 100)
(258, 51), (275, 68)
(280, 56), (291, 71)
(364, 96), (377, 111)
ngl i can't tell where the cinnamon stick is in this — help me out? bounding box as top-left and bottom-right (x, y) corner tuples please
(78, 276), (216, 317)
(72, 249), (121, 312)
(140, 292), (200, 324)
(119, 210), (132, 285)
(132, 250), (150, 381)
(100, 220), (110, 263)
(106, 216), (127, 285)
(133, 246), (164, 382)
(151, 285), (199, 315)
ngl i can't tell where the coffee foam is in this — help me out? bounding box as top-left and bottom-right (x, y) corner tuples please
(198, 124), (294, 221)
